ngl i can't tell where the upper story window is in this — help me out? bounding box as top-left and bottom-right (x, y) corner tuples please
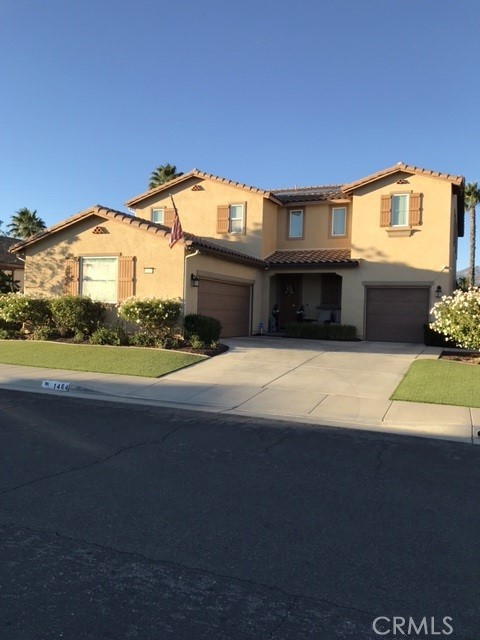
(331, 207), (347, 236)
(229, 204), (245, 233)
(151, 208), (164, 224)
(80, 256), (118, 303)
(391, 194), (409, 226)
(288, 210), (304, 238)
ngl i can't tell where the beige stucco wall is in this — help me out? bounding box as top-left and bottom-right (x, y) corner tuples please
(275, 202), (351, 251)
(130, 176), (268, 258)
(262, 199), (278, 258)
(23, 215), (185, 301)
(341, 173), (456, 338)
(185, 252), (264, 333)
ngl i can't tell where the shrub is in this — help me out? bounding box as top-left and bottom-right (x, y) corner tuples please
(285, 322), (357, 340)
(423, 324), (457, 348)
(184, 314), (222, 346)
(90, 324), (130, 346)
(129, 332), (156, 348)
(0, 293), (52, 331)
(0, 327), (20, 340)
(118, 297), (182, 340)
(50, 296), (105, 337)
(430, 287), (480, 350)
(32, 326), (59, 341)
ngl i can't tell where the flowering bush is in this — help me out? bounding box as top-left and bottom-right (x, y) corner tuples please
(430, 287), (480, 350)
(49, 295), (106, 337)
(118, 297), (182, 341)
(0, 293), (52, 330)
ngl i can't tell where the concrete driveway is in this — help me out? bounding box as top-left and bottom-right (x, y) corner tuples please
(0, 337), (476, 442)
(163, 336), (436, 421)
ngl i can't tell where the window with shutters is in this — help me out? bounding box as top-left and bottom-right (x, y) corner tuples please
(151, 208), (164, 223)
(229, 204), (245, 233)
(380, 192), (422, 230)
(391, 194), (409, 226)
(80, 257), (118, 303)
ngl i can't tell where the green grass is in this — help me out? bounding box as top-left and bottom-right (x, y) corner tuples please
(0, 340), (204, 378)
(391, 359), (480, 408)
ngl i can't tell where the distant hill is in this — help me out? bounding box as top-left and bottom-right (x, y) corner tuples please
(457, 265), (480, 281)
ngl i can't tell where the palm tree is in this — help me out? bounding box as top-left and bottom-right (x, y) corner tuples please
(148, 164), (183, 189)
(465, 182), (480, 286)
(8, 207), (46, 239)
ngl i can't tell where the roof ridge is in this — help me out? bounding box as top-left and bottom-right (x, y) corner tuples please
(271, 183), (344, 192)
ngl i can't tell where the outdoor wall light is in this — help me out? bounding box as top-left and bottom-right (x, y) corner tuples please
(435, 285), (442, 298)
(191, 274), (199, 288)
(143, 267), (155, 274)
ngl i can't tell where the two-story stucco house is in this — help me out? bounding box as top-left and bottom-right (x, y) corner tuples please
(11, 162), (464, 342)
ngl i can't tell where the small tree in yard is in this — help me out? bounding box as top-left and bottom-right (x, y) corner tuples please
(430, 287), (480, 350)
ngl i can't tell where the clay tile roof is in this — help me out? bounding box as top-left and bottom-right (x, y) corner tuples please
(343, 162), (464, 193)
(271, 185), (345, 204)
(125, 169), (283, 207)
(184, 235), (268, 267)
(266, 249), (358, 267)
(10, 205), (268, 268)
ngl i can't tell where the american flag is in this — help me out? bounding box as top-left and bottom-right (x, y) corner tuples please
(169, 196), (183, 248)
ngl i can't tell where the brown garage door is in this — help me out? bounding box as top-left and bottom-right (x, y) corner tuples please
(197, 279), (251, 338)
(365, 287), (430, 342)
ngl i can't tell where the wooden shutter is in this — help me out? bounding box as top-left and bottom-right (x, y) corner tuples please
(380, 195), (391, 227)
(409, 193), (423, 225)
(117, 256), (135, 302)
(64, 258), (79, 295)
(164, 208), (175, 227)
(217, 205), (230, 234)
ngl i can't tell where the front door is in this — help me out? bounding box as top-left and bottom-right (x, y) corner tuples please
(277, 275), (302, 328)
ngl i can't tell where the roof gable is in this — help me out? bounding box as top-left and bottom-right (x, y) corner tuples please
(343, 162), (464, 193)
(124, 169), (282, 207)
(10, 205), (268, 268)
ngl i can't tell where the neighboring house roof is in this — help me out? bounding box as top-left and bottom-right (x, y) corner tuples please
(125, 169), (283, 207)
(266, 249), (359, 268)
(0, 235), (24, 268)
(10, 205), (268, 268)
(270, 185), (345, 204)
(343, 162), (464, 193)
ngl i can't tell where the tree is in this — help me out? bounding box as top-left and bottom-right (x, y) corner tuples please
(0, 271), (19, 293)
(148, 164), (183, 189)
(464, 182), (480, 286)
(8, 207), (46, 239)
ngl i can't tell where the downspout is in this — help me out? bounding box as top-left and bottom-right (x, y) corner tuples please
(183, 249), (200, 332)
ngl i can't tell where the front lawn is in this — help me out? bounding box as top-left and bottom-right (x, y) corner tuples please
(391, 359), (480, 408)
(0, 341), (204, 378)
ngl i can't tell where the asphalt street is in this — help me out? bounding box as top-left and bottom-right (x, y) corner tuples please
(0, 389), (478, 639)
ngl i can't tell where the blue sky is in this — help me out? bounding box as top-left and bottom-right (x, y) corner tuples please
(1, 0), (478, 269)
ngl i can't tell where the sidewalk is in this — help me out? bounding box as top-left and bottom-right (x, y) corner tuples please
(0, 337), (478, 444)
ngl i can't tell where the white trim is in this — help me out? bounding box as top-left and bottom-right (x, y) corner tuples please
(229, 203), (245, 234)
(288, 209), (304, 238)
(80, 256), (118, 303)
(331, 207), (347, 236)
(391, 194), (409, 227)
(151, 208), (164, 224)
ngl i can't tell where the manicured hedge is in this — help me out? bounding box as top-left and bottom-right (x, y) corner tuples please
(285, 322), (357, 340)
(184, 314), (222, 345)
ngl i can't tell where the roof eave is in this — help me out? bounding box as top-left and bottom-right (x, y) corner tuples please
(269, 261), (359, 270)
(343, 163), (464, 194)
(185, 239), (268, 268)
